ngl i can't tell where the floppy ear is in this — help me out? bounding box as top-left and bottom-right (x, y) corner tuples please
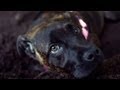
(103, 11), (120, 21)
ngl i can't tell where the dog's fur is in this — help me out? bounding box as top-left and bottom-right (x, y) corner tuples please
(17, 11), (120, 78)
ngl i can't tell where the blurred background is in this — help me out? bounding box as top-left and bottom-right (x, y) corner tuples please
(0, 11), (120, 79)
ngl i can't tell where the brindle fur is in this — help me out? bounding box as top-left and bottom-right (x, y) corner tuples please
(25, 11), (103, 58)
(17, 11), (120, 78)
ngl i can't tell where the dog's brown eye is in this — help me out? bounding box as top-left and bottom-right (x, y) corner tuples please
(49, 44), (63, 55)
(50, 45), (60, 54)
(66, 24), (80, 34)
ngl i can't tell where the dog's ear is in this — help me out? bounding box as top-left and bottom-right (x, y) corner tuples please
(103, 11), (120, 21)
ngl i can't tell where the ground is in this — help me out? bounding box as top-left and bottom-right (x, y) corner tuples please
(0, 11), (120, 79)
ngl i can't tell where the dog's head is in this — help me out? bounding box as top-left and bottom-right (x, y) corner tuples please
(17, 11), (104, 78)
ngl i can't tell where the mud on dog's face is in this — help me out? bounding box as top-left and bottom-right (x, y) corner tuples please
(17, 11), (104, 78)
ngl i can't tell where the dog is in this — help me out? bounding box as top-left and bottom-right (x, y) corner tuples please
(16, 11), (120, 79)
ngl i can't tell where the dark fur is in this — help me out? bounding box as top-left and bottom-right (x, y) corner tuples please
(17, 11), (120, 78)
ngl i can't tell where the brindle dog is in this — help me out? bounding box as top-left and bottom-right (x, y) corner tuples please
(16, 11), (120, 79)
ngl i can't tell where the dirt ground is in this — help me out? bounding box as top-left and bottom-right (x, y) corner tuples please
(1, 11), (120, 79)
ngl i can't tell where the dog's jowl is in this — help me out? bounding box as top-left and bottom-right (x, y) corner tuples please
(16, 11), (120, 79)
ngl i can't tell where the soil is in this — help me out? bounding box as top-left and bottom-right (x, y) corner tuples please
(1, 11), (120, 79)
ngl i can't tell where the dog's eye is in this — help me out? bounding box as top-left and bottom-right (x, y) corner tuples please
(49, 44), (63, 55)
(25, 42), (35, 54)
(66, 24), (80, 34)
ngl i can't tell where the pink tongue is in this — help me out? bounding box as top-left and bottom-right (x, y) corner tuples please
(82, 28), (89, 40)
(79, 19), (89, 40)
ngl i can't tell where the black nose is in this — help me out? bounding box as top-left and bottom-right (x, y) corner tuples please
(16, 35), (35, 57)
(83, 47), (102, 61)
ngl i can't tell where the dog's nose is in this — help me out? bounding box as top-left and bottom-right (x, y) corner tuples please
(17, 35), (35, 56)
(83, 47), (101, 61)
